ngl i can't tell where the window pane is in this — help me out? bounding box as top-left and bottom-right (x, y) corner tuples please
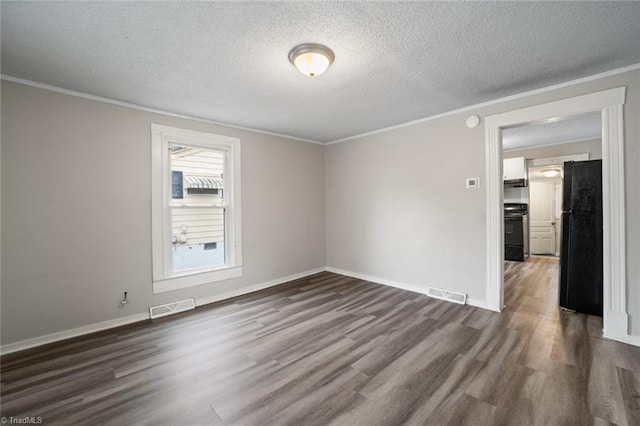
(171, 206), (225, 272)
(169, 144), (225, 207)
(169, 144), (226, 273)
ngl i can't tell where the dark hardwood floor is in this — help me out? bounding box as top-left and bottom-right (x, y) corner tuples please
(2, 258), (639, 425)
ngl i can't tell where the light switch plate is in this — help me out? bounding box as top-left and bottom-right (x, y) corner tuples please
(466, 177), (480, 189)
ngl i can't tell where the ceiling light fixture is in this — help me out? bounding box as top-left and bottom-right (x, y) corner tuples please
(288, 43), (334, 77)
(541, 168), (560, 178)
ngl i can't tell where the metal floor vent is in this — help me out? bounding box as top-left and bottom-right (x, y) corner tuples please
(426, 287), (467, 305)
(149, 298), (196, 319)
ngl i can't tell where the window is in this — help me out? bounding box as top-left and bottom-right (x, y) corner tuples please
(152, 124), (242, 293)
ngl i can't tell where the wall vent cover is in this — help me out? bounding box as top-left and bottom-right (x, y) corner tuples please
(149, 298), (196, 319)
(426, 287), (467, 305)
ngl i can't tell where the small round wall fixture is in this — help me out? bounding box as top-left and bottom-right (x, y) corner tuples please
(466, 115), (481, 128)
(289, 43), (335, 77)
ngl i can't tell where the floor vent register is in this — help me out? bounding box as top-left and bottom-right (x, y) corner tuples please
(149, 298), (196, 319)
(426, 287), (467, 305)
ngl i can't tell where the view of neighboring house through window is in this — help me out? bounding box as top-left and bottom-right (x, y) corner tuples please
(170, 145), (226, 272)
(151, 124), (242, 293)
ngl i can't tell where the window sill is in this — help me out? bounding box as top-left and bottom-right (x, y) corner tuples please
(152, 265), (243, 294)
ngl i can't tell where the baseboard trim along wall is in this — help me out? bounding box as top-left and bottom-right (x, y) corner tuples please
(324, 268), (640, 347)
(325, 267), (487, 309)
(0, 312), (151, 356)
(604, 332), (640, 348)
(0, 267), (327, 356)
(194, 267), (327, 307)
(4, 266), (636, 354)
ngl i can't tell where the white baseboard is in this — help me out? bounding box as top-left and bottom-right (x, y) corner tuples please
(627, 334), (640, 347)
(195, 267), (327, 307)
(327, 267), (637, 343)
(603, 332), (640, 347)
(325, 267), (487, 309)
(466, 297), (487, 309)
(5, 265), (634, 355)
(0, 312), (150, 356)
(602, 311), (639, 346)
(0, 267), (327, 356)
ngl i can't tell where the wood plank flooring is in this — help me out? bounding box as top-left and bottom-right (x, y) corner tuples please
(2, 258), (639, 425)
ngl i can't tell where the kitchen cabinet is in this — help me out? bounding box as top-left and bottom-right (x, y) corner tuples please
(503, 157), (526, 180)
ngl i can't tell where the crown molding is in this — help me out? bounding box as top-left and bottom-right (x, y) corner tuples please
(4, 62), (640, 146)
(0, 74), (324, 145)
(326, 62), (640, 145)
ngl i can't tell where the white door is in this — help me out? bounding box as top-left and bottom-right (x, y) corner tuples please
(530, 181), (556, 254)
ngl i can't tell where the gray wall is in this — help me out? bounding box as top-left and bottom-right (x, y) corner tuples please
(3, 68), (639, 346)
(1, 81), (326, 345)
(326, 69), (640, 335)
(503, 138), (602, 160)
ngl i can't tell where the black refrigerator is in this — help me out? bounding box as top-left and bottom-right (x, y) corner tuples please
(559, 160), (603, 316)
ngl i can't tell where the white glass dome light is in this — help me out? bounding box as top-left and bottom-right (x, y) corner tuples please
(541, 168), (560, 178)
(289, 43), (335, 77)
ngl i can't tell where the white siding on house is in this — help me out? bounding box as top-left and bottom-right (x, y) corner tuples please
(171, 148), (225, 245)
(171, 208), (224, 245)
(172, 148), (224, 175)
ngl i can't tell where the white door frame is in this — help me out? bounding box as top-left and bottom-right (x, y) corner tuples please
(527, 152), (589, 168)
(484, 87), (628, 342)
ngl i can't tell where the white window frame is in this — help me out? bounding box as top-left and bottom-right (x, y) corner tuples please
(151, 124), (242, 294)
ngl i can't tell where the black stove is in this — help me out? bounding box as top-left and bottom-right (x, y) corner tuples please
(504, 203), (528, 217)
(504, 203), (529, 261)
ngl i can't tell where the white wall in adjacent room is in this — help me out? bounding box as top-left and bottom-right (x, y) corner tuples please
(503, 138), (602, 160)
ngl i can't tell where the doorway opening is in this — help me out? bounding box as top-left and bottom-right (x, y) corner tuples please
(501, 114), (602, 321)
(484, 87), (628, 342)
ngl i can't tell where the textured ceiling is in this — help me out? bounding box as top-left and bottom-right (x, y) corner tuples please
(502, 111), (601, 151)
(2, 2), (640, 143)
